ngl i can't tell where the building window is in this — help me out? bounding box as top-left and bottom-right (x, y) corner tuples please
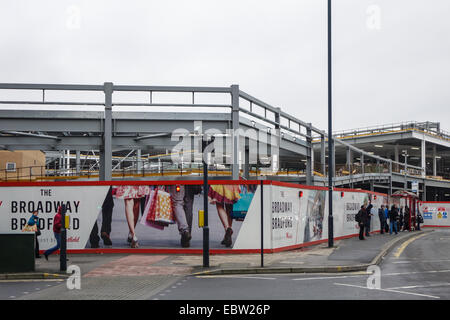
(6, 162), (16, 172)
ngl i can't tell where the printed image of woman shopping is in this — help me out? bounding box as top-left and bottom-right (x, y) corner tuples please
(115, 185), (150, 248)
(208, 184), (242, 247)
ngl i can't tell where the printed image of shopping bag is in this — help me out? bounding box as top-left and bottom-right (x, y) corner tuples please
(22, 223), (37, 233)
(231, 186), (254, 221)
(154, 190), (175, 224)
(139, 190), (159, 227)
(143, 189), (157, 222)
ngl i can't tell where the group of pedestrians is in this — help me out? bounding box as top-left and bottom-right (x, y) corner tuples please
(355, 201), (374, 240)
(25, 207), (63, 260)
(357, 201), (424, 240)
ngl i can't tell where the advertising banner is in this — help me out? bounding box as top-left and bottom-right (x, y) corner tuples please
(0, 186), (109, 250)
(0, 181), (389, 252)
(419, 202), (450, 227)
(0, 182), (259, 251)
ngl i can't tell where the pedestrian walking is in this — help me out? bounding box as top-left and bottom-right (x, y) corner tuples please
(44, 206), (63, 260)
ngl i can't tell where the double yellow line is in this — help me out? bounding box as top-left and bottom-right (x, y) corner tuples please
(393, 233), (430, 258)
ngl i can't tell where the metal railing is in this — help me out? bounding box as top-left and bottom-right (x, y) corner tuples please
(0, 161), (309, 182)
(332, 121), (450, 142)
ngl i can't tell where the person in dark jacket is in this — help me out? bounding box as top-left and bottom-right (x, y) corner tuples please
(404, 206), (410, 231)
(27, 211), (41, 258)
(398, 207), (404, 231)
(44, 206), (63, 260)
(356, 205), (368, 240)
(389, 205), (398, 235)
(378, 205), (386, 234)
(417, 209), (423, 231)
(365, 201), (374, 237)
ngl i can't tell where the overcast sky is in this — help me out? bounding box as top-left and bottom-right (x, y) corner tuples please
(0, 0), (449, 132)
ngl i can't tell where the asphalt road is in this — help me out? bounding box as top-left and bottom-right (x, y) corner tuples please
(2, 228), (449, 300)
(151, 228), (450, 300)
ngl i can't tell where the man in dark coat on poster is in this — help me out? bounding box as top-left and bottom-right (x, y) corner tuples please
(90, 186), (114, 248)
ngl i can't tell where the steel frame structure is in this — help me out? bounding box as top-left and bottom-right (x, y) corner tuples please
(0, 82), (326, 182)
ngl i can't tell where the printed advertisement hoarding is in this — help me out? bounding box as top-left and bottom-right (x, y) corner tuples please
(0, 186), (109, 250)
(0, 181), (391, 252)
(419, 202), (450, 227)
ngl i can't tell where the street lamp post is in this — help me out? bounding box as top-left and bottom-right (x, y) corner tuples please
(327, 0), (334, 248)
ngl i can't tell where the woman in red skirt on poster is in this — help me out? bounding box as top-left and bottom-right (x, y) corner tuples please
(115, 185), (150, 248)
(208, 184), (241, 247)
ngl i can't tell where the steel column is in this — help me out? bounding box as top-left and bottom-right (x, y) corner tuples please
(306, 125), (312, 185)
(100, 82), (113, 181)
(231, 84), (240, 180)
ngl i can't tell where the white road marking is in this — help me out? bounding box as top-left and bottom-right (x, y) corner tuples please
(196, 275), (277, 280)
(334, 283), (440, 299)
(0, 279), (64, 283)
(9, 296), (16, 299)
(293, 274), (366, 281)
(293, 269), (450, 281)
(387, 283), (450, 290)
(392, 259), (450, 264)
(385, 269), (450, 276)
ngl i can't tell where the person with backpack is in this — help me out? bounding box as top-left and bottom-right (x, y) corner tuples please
(356, 204), (368, 240)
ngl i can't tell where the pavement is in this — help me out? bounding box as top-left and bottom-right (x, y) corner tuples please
(1, 229), (432, 281)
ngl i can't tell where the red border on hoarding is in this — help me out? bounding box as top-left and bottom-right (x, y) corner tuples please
(37, 230), (381, 255)
(423, 225), (450, 228)
(420, 201), (450, 204)
(333, 187), (388, 197)
(1, 179), (388, 255)
(270, 181), (328, 191)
